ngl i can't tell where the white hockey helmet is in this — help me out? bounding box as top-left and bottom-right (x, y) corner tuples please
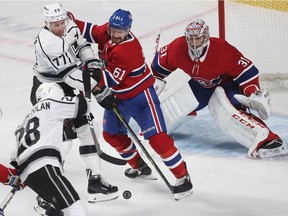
(43, 2), (67, 23)
(184, 19), (210, 59)
(36, 83), (64, 102)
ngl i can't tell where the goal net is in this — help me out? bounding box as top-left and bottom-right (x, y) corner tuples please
(219, 0), (288, 89)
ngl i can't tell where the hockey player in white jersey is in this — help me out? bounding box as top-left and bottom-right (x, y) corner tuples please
(29, 2), (118, 206)
(12, 83), (89, 216)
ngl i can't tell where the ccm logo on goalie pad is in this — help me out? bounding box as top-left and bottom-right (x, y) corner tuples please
(232, 111), (266, 129)
(208, 86), (270, 151)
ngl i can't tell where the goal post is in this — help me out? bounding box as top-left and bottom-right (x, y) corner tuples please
(218, 0), (288, 89)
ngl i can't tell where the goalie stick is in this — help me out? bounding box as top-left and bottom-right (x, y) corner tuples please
(82, 71), (127, 166)
(153, 27), (161, 58)
(0, 188), (17, 210)
(112, 106), (189, 195)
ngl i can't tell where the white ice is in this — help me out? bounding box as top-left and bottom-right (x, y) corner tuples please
(0, 1), (288, 216)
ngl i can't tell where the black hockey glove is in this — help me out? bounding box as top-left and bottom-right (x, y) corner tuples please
(85, 59), (103, 82)
(93, 85), (119, 110)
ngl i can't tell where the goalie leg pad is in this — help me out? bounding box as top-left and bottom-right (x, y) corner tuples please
(208, 86), (270, 157)
(159, 82), (199, 133)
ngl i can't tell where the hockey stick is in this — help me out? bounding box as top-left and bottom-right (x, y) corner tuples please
(153, 27), (161, 58)
(112, 106), (189, 194)
(0, 188), (17, 210)
(82, 71), (127, 166)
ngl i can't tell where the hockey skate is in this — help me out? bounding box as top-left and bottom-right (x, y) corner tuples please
(174, 174), (193, 201)
(257, 139), (288, 159)
(34, 195), (51, 215)
(125, 163), (157, 180)
(87, 174), (119, 203)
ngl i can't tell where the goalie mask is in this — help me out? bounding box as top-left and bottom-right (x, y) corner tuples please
(36, 83), (64, 102)
(185, 19), (210, 59)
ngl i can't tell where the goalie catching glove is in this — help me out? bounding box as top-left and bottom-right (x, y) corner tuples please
(93, 85), (119, 110)
(234, 90), (271, 120)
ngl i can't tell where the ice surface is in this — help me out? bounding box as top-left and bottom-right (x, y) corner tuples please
(0, 1), (287, 216)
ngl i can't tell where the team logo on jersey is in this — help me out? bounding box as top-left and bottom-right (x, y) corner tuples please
(70, 40), (79, 55)
(193, 75), (223, 88)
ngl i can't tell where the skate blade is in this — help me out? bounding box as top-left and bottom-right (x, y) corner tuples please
(258, 145), (288, 159)
(34, 205), (46, 215)
(88, 192), (119, 203)
(135, 174), (157, 180)
(174, 189), (193, 201)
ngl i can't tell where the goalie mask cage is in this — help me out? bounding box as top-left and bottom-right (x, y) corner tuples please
(218, 0), (288, 89)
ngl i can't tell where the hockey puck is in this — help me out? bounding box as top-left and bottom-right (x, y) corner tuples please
(122, 190), (132, 199)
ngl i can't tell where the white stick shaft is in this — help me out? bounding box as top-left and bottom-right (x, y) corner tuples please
(0, 188), (17, 210)
(153, 27), (161, 58)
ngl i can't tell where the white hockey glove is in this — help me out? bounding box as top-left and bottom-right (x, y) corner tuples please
(234, 90), (271, 120)
(154, 77), (166, 96)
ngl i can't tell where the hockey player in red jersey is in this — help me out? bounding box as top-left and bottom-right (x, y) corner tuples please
(0, 164), (24, 216)
(151, 19), (288, 159)
(0, 164), (24, 190)
(0, 164), (17, 185)
(69, 9), (192, 200)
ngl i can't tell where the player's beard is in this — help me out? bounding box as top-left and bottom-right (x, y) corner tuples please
(111, 36), (124, 44)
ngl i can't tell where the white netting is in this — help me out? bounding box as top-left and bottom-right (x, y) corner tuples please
(224, 0), (288, 89)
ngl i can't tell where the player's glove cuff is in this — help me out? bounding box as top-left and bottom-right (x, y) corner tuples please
(154, 76), (166, 96)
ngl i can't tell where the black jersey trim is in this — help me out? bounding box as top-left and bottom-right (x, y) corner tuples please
(76, 94), (88, 117)
(18, 148), (62, 174)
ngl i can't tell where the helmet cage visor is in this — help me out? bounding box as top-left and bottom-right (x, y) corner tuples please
(185, 19), (210, 59)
